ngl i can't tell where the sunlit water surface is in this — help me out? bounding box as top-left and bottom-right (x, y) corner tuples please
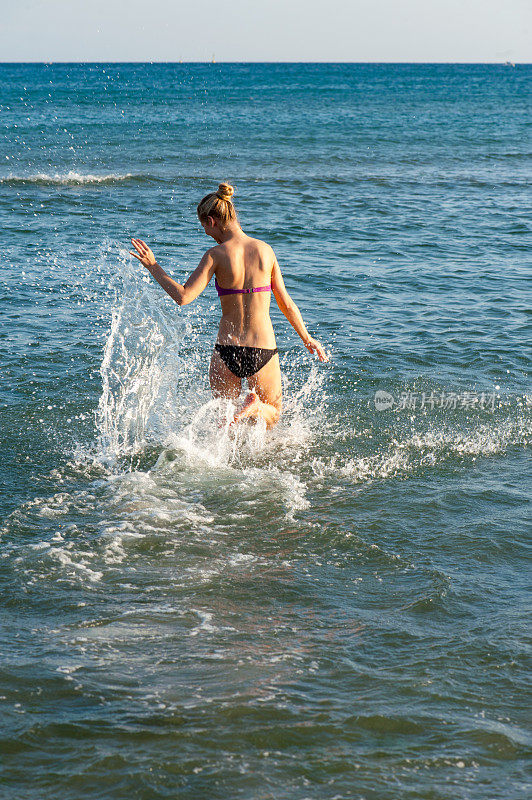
(1, 63), (531, 799)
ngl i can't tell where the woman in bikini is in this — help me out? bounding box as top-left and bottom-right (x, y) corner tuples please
(130, 182), (328, 427)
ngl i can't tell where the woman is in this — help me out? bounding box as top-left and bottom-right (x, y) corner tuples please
(130, 183), (328, 427)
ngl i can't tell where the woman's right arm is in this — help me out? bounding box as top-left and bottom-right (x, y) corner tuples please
(130, 238), (215, 306)
(271, 254), (329, 362)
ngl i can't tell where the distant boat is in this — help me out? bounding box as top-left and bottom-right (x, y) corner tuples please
(504, 60), (515, 67)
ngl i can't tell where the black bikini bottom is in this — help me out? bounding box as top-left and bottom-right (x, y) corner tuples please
(214, 343), (278, 379)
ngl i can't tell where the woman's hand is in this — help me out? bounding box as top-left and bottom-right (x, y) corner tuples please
(129, 238), (157, 269)
(304, 337), (329, 362)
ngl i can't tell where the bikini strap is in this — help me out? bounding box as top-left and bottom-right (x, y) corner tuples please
(215, 277), (272, 296)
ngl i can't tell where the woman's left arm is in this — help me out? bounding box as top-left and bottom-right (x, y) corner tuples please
(130, 239), (215, 306)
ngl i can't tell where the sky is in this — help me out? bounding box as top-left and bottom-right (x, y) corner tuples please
(1, 0), (531, 63)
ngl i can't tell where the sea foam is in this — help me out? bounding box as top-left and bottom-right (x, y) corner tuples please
(0, 171), (139, 185)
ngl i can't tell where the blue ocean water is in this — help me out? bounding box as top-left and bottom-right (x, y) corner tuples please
(0, 63), (531, 799)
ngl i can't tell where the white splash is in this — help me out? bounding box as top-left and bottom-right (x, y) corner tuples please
(95, 249), (194, 465)
(0, 171), (137, 185)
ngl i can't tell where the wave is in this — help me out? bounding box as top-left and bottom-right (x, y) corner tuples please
(3, 170), (527, 191)
(309, 414), (531, 486)
(0, 171), (146, 186)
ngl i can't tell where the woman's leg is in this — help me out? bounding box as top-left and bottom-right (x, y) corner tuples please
(209, 349), (241, 399)
(234, 353), (282, 428)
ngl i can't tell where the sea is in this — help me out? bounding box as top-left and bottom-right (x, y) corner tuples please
(0, 63), (530, 800)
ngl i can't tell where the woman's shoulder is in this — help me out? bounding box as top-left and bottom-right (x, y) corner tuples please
(245, 236), (275, 258)
(204, 243), (226, 262)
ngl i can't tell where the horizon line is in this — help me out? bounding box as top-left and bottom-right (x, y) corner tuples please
(0, 60), (528, 66)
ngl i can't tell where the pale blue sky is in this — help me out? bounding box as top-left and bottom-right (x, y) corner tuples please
(1, 0), (530, 62)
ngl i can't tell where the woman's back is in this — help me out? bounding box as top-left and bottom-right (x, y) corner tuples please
(214, 234), (277, 349)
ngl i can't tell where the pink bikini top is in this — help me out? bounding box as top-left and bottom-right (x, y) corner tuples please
(215, 277), (272, 297)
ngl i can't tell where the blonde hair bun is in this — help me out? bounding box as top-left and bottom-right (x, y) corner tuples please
(197, 183), (237, 224)
(217, 182), (235, 201)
